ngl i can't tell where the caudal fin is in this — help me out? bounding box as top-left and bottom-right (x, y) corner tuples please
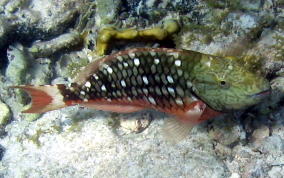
(10, 85), (67, 113)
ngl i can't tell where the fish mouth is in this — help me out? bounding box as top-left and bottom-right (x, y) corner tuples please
(250, 89), (271, 98)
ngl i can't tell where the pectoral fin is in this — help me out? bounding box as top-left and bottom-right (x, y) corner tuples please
(162, 102), (205, 144)
(216, 34), (256, 58)
(162, 117), (195, 145)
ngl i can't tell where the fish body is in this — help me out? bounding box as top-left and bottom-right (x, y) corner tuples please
(11, 48), (271, 142)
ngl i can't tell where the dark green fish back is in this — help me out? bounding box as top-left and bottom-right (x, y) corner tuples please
(62, 48), (202, 111)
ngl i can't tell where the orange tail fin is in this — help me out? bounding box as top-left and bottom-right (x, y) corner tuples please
(10, 85), (67, 113)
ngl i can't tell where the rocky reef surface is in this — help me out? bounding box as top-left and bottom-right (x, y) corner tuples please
(1, 0), (284, 177)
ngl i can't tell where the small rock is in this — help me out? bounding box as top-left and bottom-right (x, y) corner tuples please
(29, 32), (83, 58)
(5, 43), (29, 85)
(115, 112), (153, 135)
(235, 150), (251, 159)
(230, 172), (241, 178)
(214, 142), (232, 158)
(251, 126), (270, 142)
(0, 16), (12, 49)
(228, 13), (260, 34)
(259, 135), (284, 154)
(268, 166), (284, 178)
(251, 126), (270, 150)
(96, 0), (121, 25)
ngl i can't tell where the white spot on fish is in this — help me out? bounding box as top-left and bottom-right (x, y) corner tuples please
(121, 80), (126, 87)
(134, 58), (140, 66)
(167, 87), (175, 93)
(228, 65), (233, 70)
(107, 67), (113, 74)
(154, 58), (160, 64)
(142, 76), (149, 85)
(174, 60), (181, 66)
(167, 76), (174, 83)
(93, 74), (99, 80)
(80, 91), (86, 95)
(107, 98), (112, 102)
(129, 53), (135, 58)
(127, 97), (132, 101)
(123, 62), (128, 67)
(85, 81), (91, 88)
(83, 98), (88, 102)
(148, 96), (156, 105)
(175, 98), (183, 105)
(101, 85), (106, 91)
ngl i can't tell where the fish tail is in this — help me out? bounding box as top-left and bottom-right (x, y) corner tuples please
(10, 84), (68, 113)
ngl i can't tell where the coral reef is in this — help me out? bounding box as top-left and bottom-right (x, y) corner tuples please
(0, 0), (284, 177)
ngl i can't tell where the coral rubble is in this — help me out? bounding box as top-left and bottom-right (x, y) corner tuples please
(1, 0), (284, 177)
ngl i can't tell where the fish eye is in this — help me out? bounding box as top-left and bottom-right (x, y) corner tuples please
(219, 79), (229, 89)
(220, 80), (226, 85)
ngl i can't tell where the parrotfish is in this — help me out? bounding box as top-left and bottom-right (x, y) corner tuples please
(11, 48), (271, 143)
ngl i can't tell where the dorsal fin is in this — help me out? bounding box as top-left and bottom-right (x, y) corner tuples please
(216, 35), (257, 58)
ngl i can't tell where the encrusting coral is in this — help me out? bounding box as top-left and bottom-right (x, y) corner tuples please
(96, 19), (180, 55)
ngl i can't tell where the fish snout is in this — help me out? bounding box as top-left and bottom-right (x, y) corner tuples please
(250, 80), (271, 99)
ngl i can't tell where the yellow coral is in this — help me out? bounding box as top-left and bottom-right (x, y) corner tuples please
(96, 19), (180, 55)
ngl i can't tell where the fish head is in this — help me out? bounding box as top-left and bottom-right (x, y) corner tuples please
(191, 56), (271, 112)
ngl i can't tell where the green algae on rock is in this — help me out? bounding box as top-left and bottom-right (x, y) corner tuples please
(0, 101), (11, 126)
(29, 32), (83, 58)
